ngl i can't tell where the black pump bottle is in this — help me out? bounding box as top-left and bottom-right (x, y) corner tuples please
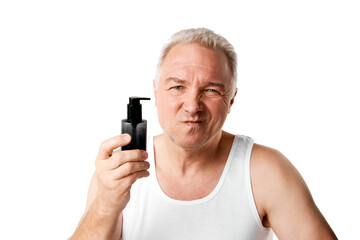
(121, 97), (150, 151)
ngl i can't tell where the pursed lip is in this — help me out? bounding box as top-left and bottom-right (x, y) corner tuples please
(182, 120), (203, 124)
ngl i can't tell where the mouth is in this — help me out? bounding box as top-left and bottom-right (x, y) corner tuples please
(182, 120), (203, 124)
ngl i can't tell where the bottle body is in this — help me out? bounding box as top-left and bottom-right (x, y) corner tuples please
(121, 119), (147, 151)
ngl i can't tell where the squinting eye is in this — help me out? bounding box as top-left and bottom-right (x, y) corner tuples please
(173, 86), (183, 90)
(204, 89), (221, 97)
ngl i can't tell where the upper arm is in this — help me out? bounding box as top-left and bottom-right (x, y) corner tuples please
(251, 144), (337, 240)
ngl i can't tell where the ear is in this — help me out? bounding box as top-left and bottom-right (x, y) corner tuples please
(153, 79), (158, 107)
(228, 88), (237, 113)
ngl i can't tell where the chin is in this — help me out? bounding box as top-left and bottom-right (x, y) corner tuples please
(169, 132), (212, 149)
(176, 140), (206, 149)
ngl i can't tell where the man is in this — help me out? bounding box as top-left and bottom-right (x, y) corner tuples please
(71, 28), (337, 239)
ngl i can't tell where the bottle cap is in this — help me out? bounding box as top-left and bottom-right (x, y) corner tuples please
(127, 96), (150, 124)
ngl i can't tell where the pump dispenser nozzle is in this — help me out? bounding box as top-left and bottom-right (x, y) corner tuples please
(122, 97), (150, 151)
(127, 97), (151, 124)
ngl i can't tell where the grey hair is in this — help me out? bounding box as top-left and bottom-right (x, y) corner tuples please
(155, 28), (238, 96)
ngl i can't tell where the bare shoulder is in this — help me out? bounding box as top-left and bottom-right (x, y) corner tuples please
(249, 144), (299, 226)
(251, 143), (296, 181)
(250, 143), (337, 239)
(250, 143), (306, 200)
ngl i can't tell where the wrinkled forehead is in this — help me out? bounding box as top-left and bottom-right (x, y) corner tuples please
(160, 42), (232, 82)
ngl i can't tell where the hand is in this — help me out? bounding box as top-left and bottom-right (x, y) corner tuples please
(94, 134), (150, 215)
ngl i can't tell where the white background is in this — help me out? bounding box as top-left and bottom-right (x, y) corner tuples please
(0, 0), (359, 239)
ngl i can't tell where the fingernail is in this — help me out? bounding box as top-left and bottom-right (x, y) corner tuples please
(124, 134), (131, 141)
(143, 151), (148, 159)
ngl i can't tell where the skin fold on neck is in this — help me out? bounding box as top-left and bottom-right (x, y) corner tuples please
(153, 131), (235, 200)
(154, 131), (234, 179)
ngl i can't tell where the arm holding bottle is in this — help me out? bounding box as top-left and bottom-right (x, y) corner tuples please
(70, 134), (150, 240)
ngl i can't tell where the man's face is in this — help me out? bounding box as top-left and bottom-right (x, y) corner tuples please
(154, 42), (236, 149)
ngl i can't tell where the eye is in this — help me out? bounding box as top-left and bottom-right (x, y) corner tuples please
(204, 89), (221, 97)
(168, 85), (185, 95)
(172, 86), (183, 90)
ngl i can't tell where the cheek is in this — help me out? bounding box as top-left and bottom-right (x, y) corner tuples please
(204, 100), (230, 128)
(156, 93), (179, 123)
(157, 93), (177, 111)
(207, 99), (229, 116)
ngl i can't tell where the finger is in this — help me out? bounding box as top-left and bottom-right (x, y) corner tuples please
(112, 161), (150, 180)
(98, 134), (131, 159)
(109, 150), (148, 169)
(123, 170), (150, 187)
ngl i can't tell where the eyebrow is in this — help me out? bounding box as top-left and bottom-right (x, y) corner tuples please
(165, 77), (186, 84)
(165, 77), (225, 90)
(205, 82), (225, 90)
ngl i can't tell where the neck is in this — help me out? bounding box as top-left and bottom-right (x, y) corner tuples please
(154, 131), (229, 178)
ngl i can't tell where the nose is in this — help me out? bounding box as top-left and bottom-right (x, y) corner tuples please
(183, 90), (203, 114)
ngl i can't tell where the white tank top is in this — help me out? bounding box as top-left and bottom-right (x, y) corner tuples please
(122, 135), (273, 240)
